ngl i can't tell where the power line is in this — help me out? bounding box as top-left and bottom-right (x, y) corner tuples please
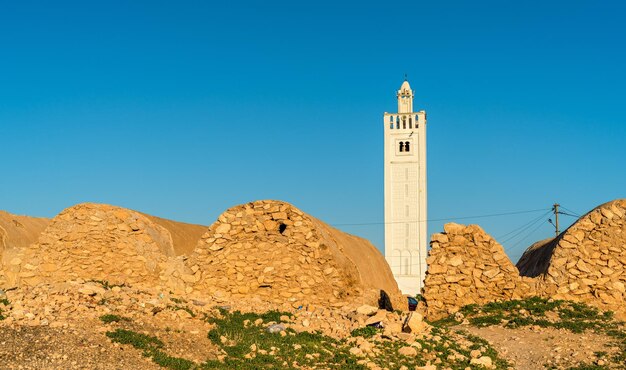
(330, 208), (550, 227)
(506, 215), (552, 252)
(495, 210), (553, 240)
(560, 205), (581, 217)
(499, 210), (551, 245)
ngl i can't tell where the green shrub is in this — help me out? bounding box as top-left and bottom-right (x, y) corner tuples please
(99, 314), (129, 324)
(106, 329), (194, 370)
(350, 326), (379, 338)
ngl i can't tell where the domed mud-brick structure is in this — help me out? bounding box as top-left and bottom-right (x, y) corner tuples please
(9, 203), (203, 288)
(0, 210), (50, 286)
(163, 200), (404, 309)
(517, 199), (626, 313)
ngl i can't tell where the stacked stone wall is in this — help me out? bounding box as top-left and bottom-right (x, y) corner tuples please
(423, 223), (537, 319)
(423, 199), (626, 319)
(518, 199), (626, 313)
(0, 211), (50, 286)
(163, 200), (404, 309)
(6, 203), (177, 287)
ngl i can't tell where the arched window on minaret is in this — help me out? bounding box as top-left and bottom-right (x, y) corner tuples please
(405, 141), (411, 152)
(399, 142), (404, 152)
(404, 250), (412, 275)
(402, 116), (406, 129)
(409, 117), (412, 129)
(395, 116), (399, 129)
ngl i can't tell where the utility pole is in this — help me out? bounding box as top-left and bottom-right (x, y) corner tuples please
(552, 203), (560, 237)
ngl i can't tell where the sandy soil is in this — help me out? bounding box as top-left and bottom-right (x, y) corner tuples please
(460, 324), (619, 369)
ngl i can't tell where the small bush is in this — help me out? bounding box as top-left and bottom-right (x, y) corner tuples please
(350, 326), (379, 338)
(99, 314), (129, 324)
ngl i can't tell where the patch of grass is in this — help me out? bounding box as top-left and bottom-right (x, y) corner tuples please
(169, 305), (196, 318)
(106, 329), (195, 370)
(350, 326), (379, 338)
(442, 297), (616, 333)
(437, 297), (626, 369)
(0, 298), (9, 321)
(99, 314), (130, 324)
(90, 279), (126, 290)
(170, 297), (185, 304)
(469, 313), (504, 327)
(204, 310), (364, 369)
(363, 325), (512, 370)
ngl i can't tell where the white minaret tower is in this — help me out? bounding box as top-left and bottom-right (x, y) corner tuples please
(383, 79), (427, 296)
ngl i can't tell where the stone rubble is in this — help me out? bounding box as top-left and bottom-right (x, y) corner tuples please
(423, 223), (537, 319)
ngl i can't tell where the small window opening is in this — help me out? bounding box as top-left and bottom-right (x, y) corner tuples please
(399, 142), (404, 152)
(278, 223), (287, 234)
(405, 141), (410, 152)
(409, 117), (412, 128)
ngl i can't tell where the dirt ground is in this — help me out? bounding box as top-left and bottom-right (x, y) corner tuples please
(460, 324), (620, 369)
(0, 325), (159, 370)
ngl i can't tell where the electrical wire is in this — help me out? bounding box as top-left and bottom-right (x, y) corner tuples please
(506, 216), (552, 252)
(499, 210), (552, 245)
(330, 208), (550, 227)
(495, 210), (553, 240)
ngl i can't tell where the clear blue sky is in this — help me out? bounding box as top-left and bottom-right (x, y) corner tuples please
(1, 1), (624, 263)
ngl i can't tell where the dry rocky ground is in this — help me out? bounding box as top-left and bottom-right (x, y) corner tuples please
(1, 199), (625, 369)
(0, 280), (624, 369)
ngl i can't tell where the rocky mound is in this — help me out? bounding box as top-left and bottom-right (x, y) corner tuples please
(517, 199), (626, 312)
(422, 223), (536, 318)
(163, 200), (404, 309)
(7, 203), (203, 288)
(423, 199), (626, 319)
(0, 210), (50, 286)
(0, 210), (50, 251)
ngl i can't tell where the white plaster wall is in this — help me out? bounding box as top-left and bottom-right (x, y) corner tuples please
(383, 83), (427, 296)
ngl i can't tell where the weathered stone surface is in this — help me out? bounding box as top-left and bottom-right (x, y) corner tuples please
(402, 312), (430, 334)
(423, 224), (533, 319)
(356, 304), (378, 316)
(163, 200), (404, 309)
(516, 199), (626, 314)
(398, 346), (417, 356)
(5, 203), (181, 288)
(0, 210), (50, 286)
(423, 199), (626, 319)
(470, 356), (494, 369)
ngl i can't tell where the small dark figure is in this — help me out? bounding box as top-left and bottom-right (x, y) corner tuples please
(378, 290), (394, 312)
